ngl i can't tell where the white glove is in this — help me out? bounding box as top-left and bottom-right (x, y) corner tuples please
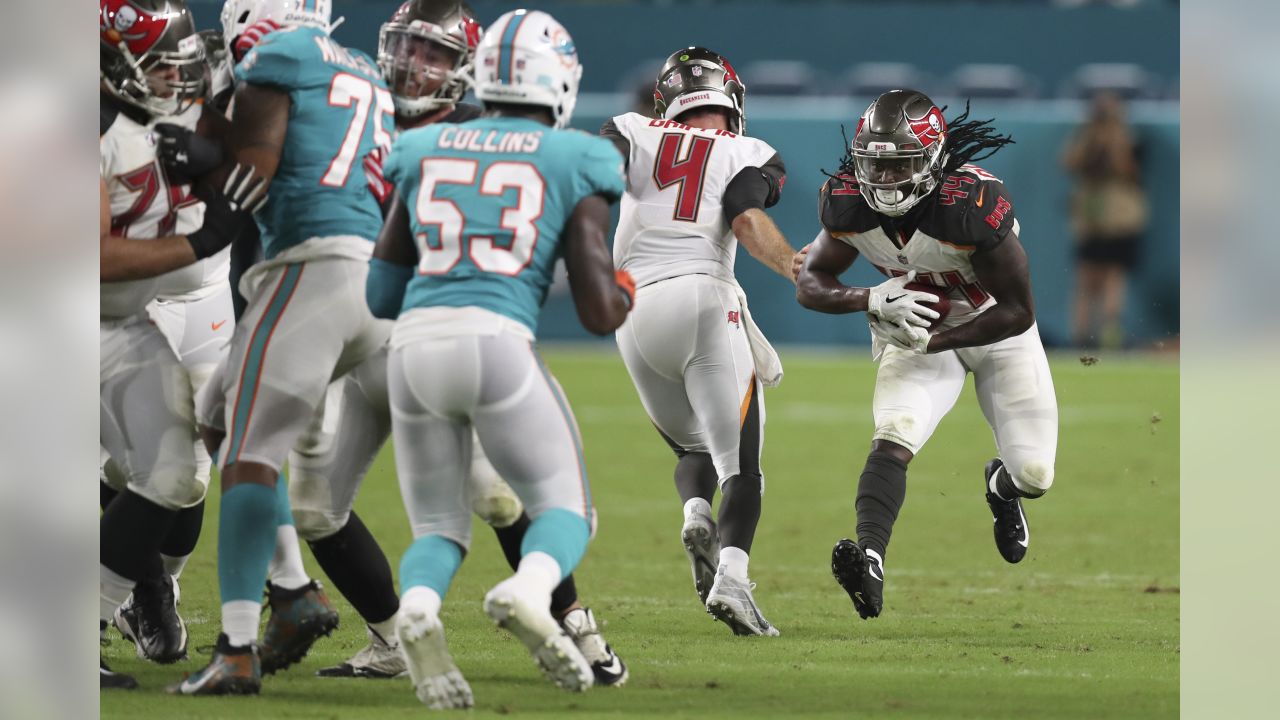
(869, 316), (932, 355)
(867, 270), (940, 328)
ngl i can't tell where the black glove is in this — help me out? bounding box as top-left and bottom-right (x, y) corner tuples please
(155, 123), (224, 186)
(187, 164), (268, 259)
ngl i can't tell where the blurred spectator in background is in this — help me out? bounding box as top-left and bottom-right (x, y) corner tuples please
(1062, 91), (1148, 349)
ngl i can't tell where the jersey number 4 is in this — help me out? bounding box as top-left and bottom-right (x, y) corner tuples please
(322, 73), (394, 188)
(652, 132), (715, 222)
(413, 158), (543, 276)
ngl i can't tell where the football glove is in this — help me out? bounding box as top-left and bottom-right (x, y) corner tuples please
(363, 146), (393, 205)
(867, 270), (940, 328)
(186, 163), (267, 259)
(615, 269), (636, 310)
(869, 315), (932, 355)
(154, 123), (224, 186)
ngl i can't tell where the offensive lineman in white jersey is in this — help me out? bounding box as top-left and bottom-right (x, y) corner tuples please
(796, 90), (1059, 621)
(601, 47), (801, 636)
(99, 0), (263, 689)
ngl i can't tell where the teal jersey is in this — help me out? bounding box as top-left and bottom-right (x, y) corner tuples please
(383, 117), (626, 334)
(235, 27), (393, 259)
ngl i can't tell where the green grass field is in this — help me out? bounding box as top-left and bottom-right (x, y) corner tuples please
(102, 348), (1179, 719)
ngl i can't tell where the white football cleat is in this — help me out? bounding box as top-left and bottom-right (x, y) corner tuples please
(560, 607), (628, 687)
(396, 606), (473, 709)
(705, 567), (780, 637)
(316, 625), (407, 679)
(681, 505), (720, 605)
(484, 576), (593, 692)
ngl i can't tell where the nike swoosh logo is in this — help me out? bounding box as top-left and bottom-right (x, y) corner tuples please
(595, 653), (624, 675)
(211, 320), (227, 331)
(976, 186), (985, 207)
(885, 294), (906, 304)
(1016, 504), (1030, 548)
(868, 562), (884, 582)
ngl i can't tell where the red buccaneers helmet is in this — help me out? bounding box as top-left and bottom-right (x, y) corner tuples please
(850, 89), (949, 216)
(377, 0), (483, 120)
(653, 47), (746, 134)
(100, 0), (206, 117)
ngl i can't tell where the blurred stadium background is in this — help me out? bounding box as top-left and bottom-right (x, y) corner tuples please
(189, 0), (1179, 348)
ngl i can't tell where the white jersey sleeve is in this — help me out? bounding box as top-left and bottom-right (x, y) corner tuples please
(100, 102), (214, 317)
(607, 112), (780, 287)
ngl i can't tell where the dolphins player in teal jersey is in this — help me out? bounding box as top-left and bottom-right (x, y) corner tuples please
(366, 9), (632, 708)
(172, 0), (397, 696)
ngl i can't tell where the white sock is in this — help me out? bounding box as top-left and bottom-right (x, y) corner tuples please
(268, 525), (311, 590)
(222, 599), (262, 647)
(370, 615), (400, 646)
(515, 551), (562, 597)
(719, 546), (750, 580)
(683, 497), (712, 520)
(100, 565), (134, 625)
(401, 586), (441, 620)
(161, 553), (190, 581)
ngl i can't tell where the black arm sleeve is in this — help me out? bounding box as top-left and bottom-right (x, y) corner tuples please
(722, 152), (786, 222)
(598, 118), (630, 170)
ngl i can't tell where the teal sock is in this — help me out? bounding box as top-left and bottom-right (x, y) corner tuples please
(218, 483), (278, 604)
(521, 509), (590, 580)
(275, 470), (293, 526)
(399, 535), (464, 599)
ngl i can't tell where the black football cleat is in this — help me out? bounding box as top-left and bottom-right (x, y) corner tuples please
(100, 658), (138, 690)
(259, 580), (339, 675)
(984, 458), (1030, 564)
(831, 538), (884, 619)
(114, 575), (188, 664)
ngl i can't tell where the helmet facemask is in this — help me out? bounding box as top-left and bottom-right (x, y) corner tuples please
(378, 22), (471, 119)
(852, 140), (945, 217)
(101, 29), (206, 118)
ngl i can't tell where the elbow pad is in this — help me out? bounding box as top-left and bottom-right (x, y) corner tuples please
(722, 168), (773, 223)
(366, 257), (413, 320)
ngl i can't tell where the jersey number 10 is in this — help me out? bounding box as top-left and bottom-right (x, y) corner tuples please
(413, 158), (544, 276)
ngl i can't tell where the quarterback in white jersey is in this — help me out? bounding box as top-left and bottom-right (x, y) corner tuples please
(601, 47), (800, 637)
(99, 0), (262, 690)
(796, 90), (1058, 621)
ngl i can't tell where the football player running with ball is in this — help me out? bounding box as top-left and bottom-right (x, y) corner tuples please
(601, 48), (800, 637)
(795, 90), (1058, 621)
(368, 9), (632, 708)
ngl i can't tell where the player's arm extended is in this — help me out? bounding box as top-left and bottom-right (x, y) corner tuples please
(366, 192), (417, 320)
(207, 83), (289, 192)
(925, 233), (1035, 353)
(100, 170), (263, 281)
(564, 194), (632, 335)
(724, 157), (796, 282)
(795, 228), (867, 313)
(100, 177), (198, 280)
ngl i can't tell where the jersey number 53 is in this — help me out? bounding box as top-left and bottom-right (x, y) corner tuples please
(412, 158), (543, 276)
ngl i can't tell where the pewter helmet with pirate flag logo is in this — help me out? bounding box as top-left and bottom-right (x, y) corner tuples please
(653, 46), (746, 134)
(100, 0), (207, 117)
(851, 89), (950, 217)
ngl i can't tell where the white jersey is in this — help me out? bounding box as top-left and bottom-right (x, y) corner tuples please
(100, 100), (213, 318)
(606, 112), (781, 287)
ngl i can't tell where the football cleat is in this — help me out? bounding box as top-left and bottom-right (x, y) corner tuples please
(167, 633), (260, 696)
(316, 624), (407, 679)
(259, 580), (339, 675)
(681, 506), (720, 605)
(560, 607), (628, 687)
(704, 568), (780, 637)
(831, 538), (884, 619)
(984, 458), (1030, 564)
(397, 605), (473, 709)
(484, 576), (593, 692)
(113, 574), (187, 664)
(100, 658), (138, 690)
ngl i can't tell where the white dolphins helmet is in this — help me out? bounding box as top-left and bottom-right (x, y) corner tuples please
(220, 0), (332, 57)
(472, 9), (582, 129)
